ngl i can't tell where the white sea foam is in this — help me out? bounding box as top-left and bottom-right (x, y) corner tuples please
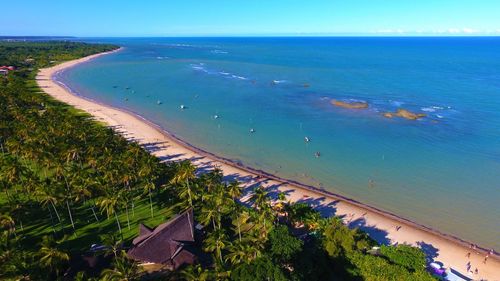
(190, 63), (209, 73)
(390, 100), (404, 107)
(421, 107), (436, 112)
(190, 63), (248, 80)
(231, 75), (248, 80)
(211, 50), (228, 54)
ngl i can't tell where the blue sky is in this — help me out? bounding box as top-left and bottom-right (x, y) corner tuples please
(2, 0), (500, 36)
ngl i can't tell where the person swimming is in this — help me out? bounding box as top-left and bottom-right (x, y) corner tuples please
(315, 151), (321, 158)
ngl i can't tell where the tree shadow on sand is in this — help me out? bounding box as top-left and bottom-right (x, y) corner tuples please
(297, 197), (339, 218)
(348, 217), (391, 245)
(417, 241), (439, 263)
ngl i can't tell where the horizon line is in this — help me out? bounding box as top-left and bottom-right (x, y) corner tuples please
(2, 34), (500, 39)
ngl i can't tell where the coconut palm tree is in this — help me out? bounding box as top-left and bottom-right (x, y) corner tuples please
(142, 180), (156, 218)
(181, 264), (213, 281)
(225, 239), (262, 266)
(36, 181), (63, 225)
(231, 211), (252, 242)
(97, 192), (122, 233)
(170, 160), (196, 208)
(250, 186), (270, 211)
(227, 180), (242, 200)
(0, 214), (16, 235)
(100, 251), (140, 281)
(38, 235), (70, 277)
(100, 233), (122, 259)
(204, 228), (228, 264)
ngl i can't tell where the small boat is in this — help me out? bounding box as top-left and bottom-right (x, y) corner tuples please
(315, 152), (321, 158)
(304, 137), (310, 142)
(250, 128), (255, 133)
(125, 87), (131, 90)
(214, 115), (219, 119)
(157, 100), (162, 105)
(180, 104), (186, 109)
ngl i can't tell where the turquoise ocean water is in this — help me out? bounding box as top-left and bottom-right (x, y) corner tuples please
(58, 37), (500, 250)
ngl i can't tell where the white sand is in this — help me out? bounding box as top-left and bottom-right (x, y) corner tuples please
(36, 49), (499, 280)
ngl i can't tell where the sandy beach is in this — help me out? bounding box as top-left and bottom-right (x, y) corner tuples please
(36, 49), (499, 280)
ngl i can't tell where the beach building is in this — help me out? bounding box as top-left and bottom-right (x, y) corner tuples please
(127, 209), (196, 270)
(0, 66), (15, 76)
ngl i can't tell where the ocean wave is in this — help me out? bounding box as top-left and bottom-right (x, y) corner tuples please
(211, 49), (228, 54)
(190, 63), (209, 73)
(231, 74), (248, 80)
(389, 100), (404, 107)
(190, 63), (248, 80)
(421, 107), (437, 112)
(421, 105), (447, 112)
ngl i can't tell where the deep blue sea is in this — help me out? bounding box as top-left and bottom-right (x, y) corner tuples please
(58, 37), (500, 250)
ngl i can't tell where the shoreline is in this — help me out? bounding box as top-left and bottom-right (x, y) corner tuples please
(36, 49), (500, 280)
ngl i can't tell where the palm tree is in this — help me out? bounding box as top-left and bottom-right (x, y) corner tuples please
(231, 211), (251, 242)
(0, 214), (16, 235)
(202, 168), (223, 193)
(199, 199), (219, 230)
(36, 182), (63, 225)
(227, 180), (242, 200)
(250, 186), (270, 211)
(142, 180), (156, 218)
(225, 239), (262, 265)
(100, 233), (122, 259)
(39, 235), (70, 277)
(181, 264), (213, 281)
(97, 193), (122, 233)
(170, 160), (196, 208)
(204, 228), (228, 264)
(100, 251), (140, 281)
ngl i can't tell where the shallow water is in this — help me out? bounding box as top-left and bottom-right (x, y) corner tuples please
(59, 37), (500, 250)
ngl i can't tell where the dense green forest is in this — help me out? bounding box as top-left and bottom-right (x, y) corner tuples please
(0, 41), (436, 280)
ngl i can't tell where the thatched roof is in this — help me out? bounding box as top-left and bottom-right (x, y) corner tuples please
(128, 209), (196, 269)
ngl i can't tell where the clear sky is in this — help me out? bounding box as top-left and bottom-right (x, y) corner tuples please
(2, 0), (500, 37)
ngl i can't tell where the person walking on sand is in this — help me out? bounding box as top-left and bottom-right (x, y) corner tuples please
(466, 252), (471, 258)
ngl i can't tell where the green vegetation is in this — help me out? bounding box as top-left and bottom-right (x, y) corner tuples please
(0, 41), (436, 280)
